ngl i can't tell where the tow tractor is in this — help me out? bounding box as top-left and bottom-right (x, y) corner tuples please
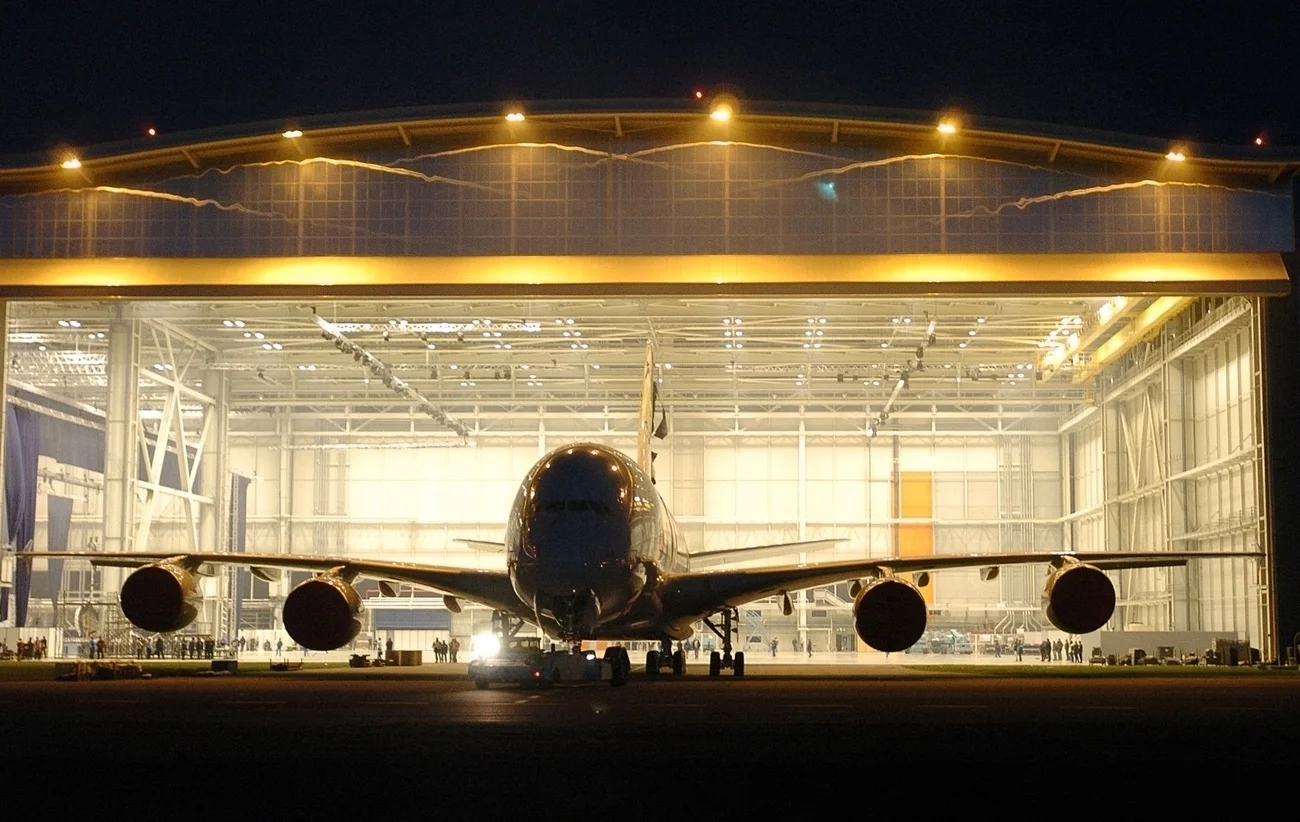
(468, 612), (630, 689)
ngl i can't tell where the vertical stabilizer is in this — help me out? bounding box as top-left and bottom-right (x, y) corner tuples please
(636, 342), (656, 473)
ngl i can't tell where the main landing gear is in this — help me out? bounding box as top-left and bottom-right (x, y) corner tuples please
(703, 608), (745, 677)
(641, 609), (746, 679)
(645, 639), (687, 677)
(491, 610), (527, 638)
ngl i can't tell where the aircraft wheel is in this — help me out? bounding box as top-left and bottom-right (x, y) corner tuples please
(709, 651), (721, 677)
(605, 647), (628, 686)
(733, 651), (745, 677)
(646, 650), (660, 676)
(672, 649), (686, 675)
(474, 678), (489, 690)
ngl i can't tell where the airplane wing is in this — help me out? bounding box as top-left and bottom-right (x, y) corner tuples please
(687, 539), (844, 569)
(453, 539), (507, 553)
(657, 550), (1262, 625)
(39, 551), (522, 614)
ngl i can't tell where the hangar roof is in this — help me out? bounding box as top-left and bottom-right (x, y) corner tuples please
(2, 99), (1297, 193)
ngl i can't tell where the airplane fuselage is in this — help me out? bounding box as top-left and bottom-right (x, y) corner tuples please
(505, 443), (689, 641)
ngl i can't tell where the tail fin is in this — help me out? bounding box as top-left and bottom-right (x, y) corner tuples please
(636, 342), (656, 474)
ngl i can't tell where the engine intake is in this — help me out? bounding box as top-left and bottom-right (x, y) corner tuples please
(1042, 563), (1115, 635)
(853, 577), (928, 653)
(283, 574), (363, 651)
(120, 562), (201, 633)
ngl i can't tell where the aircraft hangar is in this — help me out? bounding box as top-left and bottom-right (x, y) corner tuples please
(0, 99), (1293, 662)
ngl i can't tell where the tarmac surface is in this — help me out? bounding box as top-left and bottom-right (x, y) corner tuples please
(5, 658), (1299, 795)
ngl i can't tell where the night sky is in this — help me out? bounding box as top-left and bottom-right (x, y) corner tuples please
(2, 4), (1297, 154)
(3, 3), (1299, 651)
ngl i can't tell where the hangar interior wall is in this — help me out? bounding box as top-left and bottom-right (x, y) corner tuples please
(4, 296), (1268, 653)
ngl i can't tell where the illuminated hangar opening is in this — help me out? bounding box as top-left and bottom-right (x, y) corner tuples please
(0, 101), (1290, 664)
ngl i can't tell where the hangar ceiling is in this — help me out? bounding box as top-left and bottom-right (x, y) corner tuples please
(3, 293), (1205, 439)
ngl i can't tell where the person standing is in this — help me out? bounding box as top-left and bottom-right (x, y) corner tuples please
(448, 637), (460, 663)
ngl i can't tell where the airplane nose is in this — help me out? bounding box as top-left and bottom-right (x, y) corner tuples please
(525, 447), (630, 570)
(516, 446), (639, 636)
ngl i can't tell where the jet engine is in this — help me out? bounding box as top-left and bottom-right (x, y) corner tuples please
(120, 561), (202, 633)
(852, 577), (928, 653)
(283, 573), (364, 651)
(1042, 562), (1115, 635)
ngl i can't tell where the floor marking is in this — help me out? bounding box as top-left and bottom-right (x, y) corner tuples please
(360, 701), (428, 705)
(513, 696), (543, 705)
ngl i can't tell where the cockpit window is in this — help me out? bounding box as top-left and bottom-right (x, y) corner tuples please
(539, 499), (613, 515)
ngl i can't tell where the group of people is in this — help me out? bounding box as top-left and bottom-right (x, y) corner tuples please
(1006, 636), (1086, 662)
(3, 637), (48, 660)
(429, 637), (460, 662)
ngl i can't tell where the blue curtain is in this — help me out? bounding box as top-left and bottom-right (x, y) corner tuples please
(46, 495), (74, 607)
(5, 405), (39, 627)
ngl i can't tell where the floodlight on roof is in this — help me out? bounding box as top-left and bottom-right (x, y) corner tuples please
(282, 129), (303, 139)
(709, 94), (739, 123)
(61, 158), (82, 170)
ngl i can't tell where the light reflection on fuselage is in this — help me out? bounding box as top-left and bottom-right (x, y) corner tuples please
(506, 443), (685, 639)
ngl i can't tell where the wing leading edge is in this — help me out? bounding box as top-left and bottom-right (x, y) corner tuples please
(39, 551), (521, 615)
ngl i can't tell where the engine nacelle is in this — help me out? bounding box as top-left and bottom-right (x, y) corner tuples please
(120, 562), (201, 633)
(283, 574), (364, 651)
(1042, 562), (1115, 635)
(853, 577), (928, 653)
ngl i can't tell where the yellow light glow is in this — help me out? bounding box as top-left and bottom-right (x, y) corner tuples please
(282, 129), (303, 139)
(505, 112), (525, 123)
(60, 158), (82, 170)
(936, 121), (958, 135)
(1165, 150), (1186, 162)
(710, 103), (733, 122)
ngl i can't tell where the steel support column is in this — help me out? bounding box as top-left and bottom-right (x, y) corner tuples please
(103, 316), (140, 595)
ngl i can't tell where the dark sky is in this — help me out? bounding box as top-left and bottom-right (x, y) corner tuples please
(2, 3), (1297, 155)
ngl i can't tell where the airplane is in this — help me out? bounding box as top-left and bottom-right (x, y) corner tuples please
(40, 342), (1260, 679)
